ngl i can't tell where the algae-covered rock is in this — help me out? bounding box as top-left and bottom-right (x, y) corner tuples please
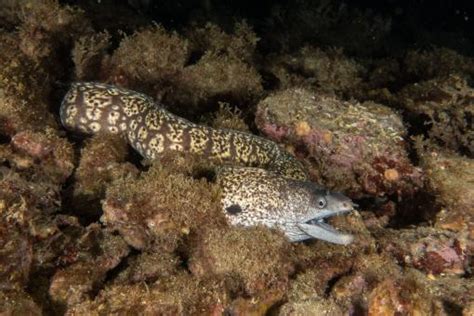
(109, 25), (189, 90)
(331, 273), (368, 302)
(72, 134), (138, 218)
(266, 46), (365, 96)
(368, 278), (444, 315)
(165, 52), (263, 114)
(279, 299), (345, 316)
(375, 227), (469, 275)
(105, 21), (262, 115)
(65, 282), (184, 315)
(72, 32), (111, 81)
(17, 0), (92, 67)
(1, 1), (473, 314)
(0, 166), (85, 311)
(205, 102), (250, 132)
(113, 247), (180, 284)
(0, 290), (41, 316)
(286, 269), (349, 302)
(0, 167), (62, 236)
(0, 32), (57, 135)
(188, 227), (293, 297)
(187, 21), (259, 63)
(0, 218), (32, 290)
(256, 88), (423, 197)
(0, 0), (28, 28)
(10, 129), (75, 184)
(0, 144), (83, 279)
(464, 301), (474, 316)
(67, 273), (236, 315)
(347, 255), (472, 314)
(398, 75), (474, 156)
(102, 162), (226, 250)
(403, 47), (474, 81)
(416, 143), (474, 241)
(49, 225), (130, 308)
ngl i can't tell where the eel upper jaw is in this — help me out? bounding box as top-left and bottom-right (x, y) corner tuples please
(296, 209), (354, 245)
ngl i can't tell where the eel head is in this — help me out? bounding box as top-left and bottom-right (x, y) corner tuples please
(288, 189), (356, 245)
(219, 167), (357, 245)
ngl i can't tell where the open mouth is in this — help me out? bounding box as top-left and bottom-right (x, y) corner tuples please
(297, 208), (355, 245)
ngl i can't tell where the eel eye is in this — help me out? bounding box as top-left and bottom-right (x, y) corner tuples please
(317, 197), (327, 208)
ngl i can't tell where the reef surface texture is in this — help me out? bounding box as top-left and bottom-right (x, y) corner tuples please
(0, 0), (472, 315)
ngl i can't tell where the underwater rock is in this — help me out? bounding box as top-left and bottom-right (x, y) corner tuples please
(265, 46), (364, 96)
(113, 247), (180, 284)
(464, 301), (474, 316)
(256, 88), (423, 197)
(375, 227), (468, 275)
(0, 166), (85, 310)
(155, 21), (262, 114)
(72, 32), (111, 81)
(164, 52), (263, 114)
(331, 273), (368, 302)
(66, 273), (235, 315)
(205, 102), (250, 132)
(286, 268), (351, 303)
(0, 166), (62, 236)
(72, 134), (138, 218)
(226, 288), (288, 315)
(102, 163), (226, 250)
(186, 21), (258, 64)
(279, 299), (345, 316)
(368, 278), (444, 315)
(10, 130), (74, 184)
(417, 144), (474, 245)
(0, 0), (28, 28)
(0, 290), (41, 316)
(65, 283), (184, 315)
(49, 225), (130, 307)
(0, 218), (32, 291)
(0, 140), (84, 276)
(188, 227), (293, 296)
(109, 25), (189, 91)
(403, 48), (474, 81)
(0, 32), (57, 135)
(17, 0), (92, 67)
(399, 75), (474, 156)
(0, 0), (472, 313)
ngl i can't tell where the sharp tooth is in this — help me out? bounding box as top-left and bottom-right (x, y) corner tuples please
(297, 223), (354, 245)
(303, 208), (353, 223)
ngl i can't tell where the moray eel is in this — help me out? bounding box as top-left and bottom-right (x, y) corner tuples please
(60, 82), (356, 245)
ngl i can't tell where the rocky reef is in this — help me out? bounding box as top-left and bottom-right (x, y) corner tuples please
(0, 0), (472, 315)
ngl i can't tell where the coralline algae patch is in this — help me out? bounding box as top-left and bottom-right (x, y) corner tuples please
(256, 88), (423, 198)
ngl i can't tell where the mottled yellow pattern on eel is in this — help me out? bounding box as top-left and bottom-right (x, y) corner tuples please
(60, 82), (307, 181)
(60, 82), (356, 245)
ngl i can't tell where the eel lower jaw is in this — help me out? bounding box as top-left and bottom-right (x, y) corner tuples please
(296, 209), (354, 245)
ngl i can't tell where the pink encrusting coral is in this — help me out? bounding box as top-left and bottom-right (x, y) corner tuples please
(256, 88), (423, 197)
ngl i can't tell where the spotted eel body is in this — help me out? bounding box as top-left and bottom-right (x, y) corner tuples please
(60, 82), (307, 181)
(60, 82), (355, 245)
